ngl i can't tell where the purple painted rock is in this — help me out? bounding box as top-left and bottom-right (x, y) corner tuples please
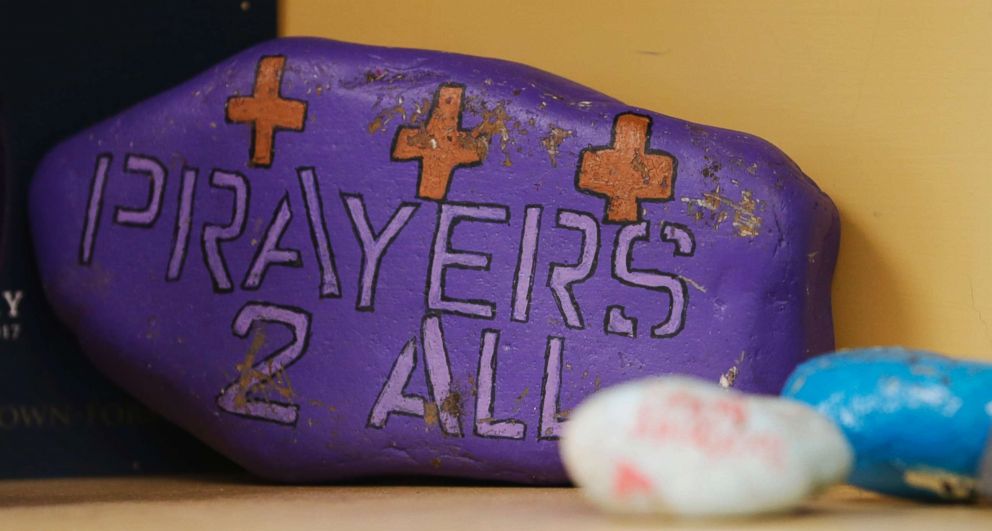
(29, 38), (839, 483)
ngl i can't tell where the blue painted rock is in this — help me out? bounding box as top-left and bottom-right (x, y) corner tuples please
(783, 349), (992, 501)
(981, 435), (992, 499)
(30, 38), (839, 482)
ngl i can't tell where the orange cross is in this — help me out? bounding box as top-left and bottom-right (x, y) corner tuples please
(226, 55), (307, 168)
(391, 84), (482, 201)
(576, 113), (676, 223)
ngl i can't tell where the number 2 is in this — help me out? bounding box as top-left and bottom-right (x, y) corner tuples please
(216, 302), (312, 425)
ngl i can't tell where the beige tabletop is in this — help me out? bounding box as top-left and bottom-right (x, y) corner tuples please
(0, 475), (989, 530)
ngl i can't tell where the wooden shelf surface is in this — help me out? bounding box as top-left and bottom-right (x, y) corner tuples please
(0, 475), (990, 530)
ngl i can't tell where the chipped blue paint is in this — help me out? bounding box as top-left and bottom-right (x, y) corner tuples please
(782, 348), (992, 501)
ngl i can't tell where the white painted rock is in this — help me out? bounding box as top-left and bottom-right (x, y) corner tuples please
(560, 376), (852, 517)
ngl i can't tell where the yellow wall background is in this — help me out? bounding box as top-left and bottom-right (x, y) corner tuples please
(281, 0), (992, 361)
